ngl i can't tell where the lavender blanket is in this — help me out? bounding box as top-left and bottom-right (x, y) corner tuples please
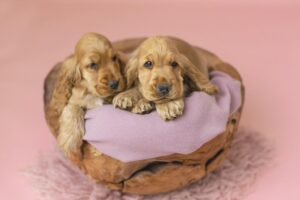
(84, 71), (242, 162)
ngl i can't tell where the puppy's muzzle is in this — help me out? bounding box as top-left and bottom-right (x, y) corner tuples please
(156, 84), (170, 96)
(108, 80), (119, 90)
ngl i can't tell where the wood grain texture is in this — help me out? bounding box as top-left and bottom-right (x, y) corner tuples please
(44, 38), (244, 195)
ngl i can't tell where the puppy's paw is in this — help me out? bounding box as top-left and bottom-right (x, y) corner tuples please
(132, 99), (154, 114)
(113, 92), (139, 110)
(156, 99), (184, 120)
(202, 83), (219, 95)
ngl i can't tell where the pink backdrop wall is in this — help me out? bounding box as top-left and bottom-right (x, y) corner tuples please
(0, 0), (299, 199)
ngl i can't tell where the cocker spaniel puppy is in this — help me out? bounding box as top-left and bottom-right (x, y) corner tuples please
(113, 36), (218, 120)
(54, 33), (126, 162)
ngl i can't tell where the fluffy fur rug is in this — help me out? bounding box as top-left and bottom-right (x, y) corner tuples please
(25, 128), (273, 200)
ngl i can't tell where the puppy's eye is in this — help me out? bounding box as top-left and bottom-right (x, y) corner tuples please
(88, 62), (98, 70)
(112, 55), (117, 62)
(144, 61), (153, 68)
(171, 61), (178, 68)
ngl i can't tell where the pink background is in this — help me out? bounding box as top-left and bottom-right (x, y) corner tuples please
(0, 0), (299, 199)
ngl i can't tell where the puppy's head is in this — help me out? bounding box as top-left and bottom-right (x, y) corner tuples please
(71, 32), (126, 98)
(126, 36), (204, 103)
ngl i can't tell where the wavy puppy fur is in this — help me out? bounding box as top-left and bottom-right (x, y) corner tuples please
(113, 36), (218, 120)
(48, 33), (126, 164)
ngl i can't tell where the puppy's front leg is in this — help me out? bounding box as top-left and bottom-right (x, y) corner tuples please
(201, 82), (219, 95)
(113, 87), (142, 110)
(156, 99), (184, 120)
(57, 104), (85, 161)
(132, 98), (154, 114)
(195, 74), (219, 95)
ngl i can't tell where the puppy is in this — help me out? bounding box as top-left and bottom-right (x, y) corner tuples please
(113, 36), (218, 120)
(55, 33), (126, 162)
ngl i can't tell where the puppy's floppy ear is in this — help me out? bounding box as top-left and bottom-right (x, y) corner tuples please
(49, 55), (82, 130)
(116, 51), (128, 75)
(125, 52), (139, 89)
(178, 54), (211, 91)
(64, 56), (82, 86)
(56, 56), (81, 98)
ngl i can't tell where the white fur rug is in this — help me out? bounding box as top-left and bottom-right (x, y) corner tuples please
(25, 128), (273, 200)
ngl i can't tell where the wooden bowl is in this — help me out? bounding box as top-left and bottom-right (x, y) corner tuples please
(43, 38), (244, 195)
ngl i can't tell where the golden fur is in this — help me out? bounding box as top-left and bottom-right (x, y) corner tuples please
(44, 37), (243, 193)
(113, 36), (218, 120)
(49, 33), (126, 163)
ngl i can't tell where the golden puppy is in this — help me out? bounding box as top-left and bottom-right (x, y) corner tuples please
(55, 33), (126, 161)
(113, 36), (218, 120)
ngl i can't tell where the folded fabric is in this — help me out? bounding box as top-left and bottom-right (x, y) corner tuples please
(83, 71), (242, 162)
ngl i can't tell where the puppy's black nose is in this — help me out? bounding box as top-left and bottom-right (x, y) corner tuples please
(108, 80), (119, 90)
(157, 84), (170, 95)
